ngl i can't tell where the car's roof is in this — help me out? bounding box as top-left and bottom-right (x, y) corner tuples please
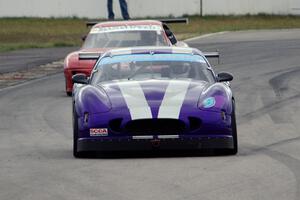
(102, 46), (203, 58)
(94, 20), (162, 28)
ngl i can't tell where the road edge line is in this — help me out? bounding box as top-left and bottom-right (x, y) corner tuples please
(184, 31), (229, 42)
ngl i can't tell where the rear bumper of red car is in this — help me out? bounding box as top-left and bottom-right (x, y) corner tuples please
(76, 135), (234, 152)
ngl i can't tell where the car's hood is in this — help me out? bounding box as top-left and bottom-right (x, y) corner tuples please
(98, 79), (208, 118)
(66, 48), (110, 70)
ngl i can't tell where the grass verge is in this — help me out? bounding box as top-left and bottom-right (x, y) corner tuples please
(169, 15), (300, 40)
(1, 15), (300, 52)
(0, 18), (87, 52)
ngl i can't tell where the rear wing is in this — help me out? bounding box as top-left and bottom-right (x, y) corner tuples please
(159, 18), (188, 24)
(203, 52), (220, 64)
(86, 21), (102, 27)
(86, 18), (188, 27)
(79, 53), (101, 60)
(79, 51), (219, 60)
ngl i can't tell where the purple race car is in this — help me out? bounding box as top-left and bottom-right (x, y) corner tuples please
(72, 46), (237, 157)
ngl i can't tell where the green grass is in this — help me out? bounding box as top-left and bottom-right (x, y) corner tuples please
(169, 15), (300, 40)
(0, 18), (87, 52)
(1, 15), (300, 52)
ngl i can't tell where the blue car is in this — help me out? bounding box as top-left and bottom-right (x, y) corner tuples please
(72, 46), (237, 158)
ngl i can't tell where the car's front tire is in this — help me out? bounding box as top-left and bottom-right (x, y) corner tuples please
(214, 100), (238, 155)
(229, 100), (238, 154)
(73, 106), (88, 158)
(224, 100), (238, 155)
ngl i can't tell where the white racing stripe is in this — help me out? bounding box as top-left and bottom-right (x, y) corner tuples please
(132, 136), (154, 140)
(118, 81), (152, 120)
(158, 135), (179, 139)
(158, 80), (190, 119)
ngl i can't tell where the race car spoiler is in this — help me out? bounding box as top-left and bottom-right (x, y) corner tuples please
(203, 52), (220, 64)
(86, 18), (188, 27)
(79, 53), (101, 60)
(203, 52), (219, 58)
(159, 18), (189, 24)
(79, 51), (220, 62)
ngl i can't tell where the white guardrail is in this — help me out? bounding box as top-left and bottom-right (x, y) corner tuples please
(0, 0), (299, 18)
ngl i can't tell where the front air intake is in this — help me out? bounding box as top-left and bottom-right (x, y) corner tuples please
(109, 118), (123, 133)
(124, 119), (186, 135)
(188, 117), (202, 132)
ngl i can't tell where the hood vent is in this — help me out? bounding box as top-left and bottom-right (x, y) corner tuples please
(79, 53), (101, 60)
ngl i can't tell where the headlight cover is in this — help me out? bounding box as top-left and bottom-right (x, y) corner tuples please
(198, 95), (228, 113)
(202, 97), (216, 108)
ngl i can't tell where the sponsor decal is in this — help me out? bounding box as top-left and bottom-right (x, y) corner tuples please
(203, 97), (216, 108)
(90, 128), (108, 136)
(90, 25), (162, 34)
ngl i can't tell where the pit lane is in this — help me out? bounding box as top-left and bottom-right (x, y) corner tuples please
(1, 29), (300, 200)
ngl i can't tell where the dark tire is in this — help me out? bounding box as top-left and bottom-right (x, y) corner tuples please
(66, 91), (72, 97)
(66, 78), (72, 97)
(226, 100), (238, 155)
(214, 100), (238, 155)
(73, 106), (86, 158)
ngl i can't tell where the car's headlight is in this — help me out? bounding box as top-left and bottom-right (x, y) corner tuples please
(202, 97), (216, 108)
(198, 84), (232, 115)
(198, 95), (228, 112)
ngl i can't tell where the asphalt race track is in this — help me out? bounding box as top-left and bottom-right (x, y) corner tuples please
(1, 29), (300, 200)
(0, 47), (76, 73)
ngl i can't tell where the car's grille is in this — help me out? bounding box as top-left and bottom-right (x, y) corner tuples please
(124, 119), (186, 135)
(108, 117), (202, 135)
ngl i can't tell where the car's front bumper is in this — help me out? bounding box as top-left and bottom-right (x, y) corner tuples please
(76, 135), (234, 152)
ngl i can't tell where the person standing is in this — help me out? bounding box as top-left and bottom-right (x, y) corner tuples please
(107, 0), (130, 20)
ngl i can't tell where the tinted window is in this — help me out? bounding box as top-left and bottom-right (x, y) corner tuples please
(83, 31), (168, 48)
(91, 60), (215, 84)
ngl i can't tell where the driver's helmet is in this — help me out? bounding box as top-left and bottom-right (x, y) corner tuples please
(172, 62), (190, 74)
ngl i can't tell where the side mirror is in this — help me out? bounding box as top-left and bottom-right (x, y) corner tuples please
(217, 72), (233, 82)
(165, 29), (177, 45)
(72, 73), (88, 84)
(81, 35), (87, 42)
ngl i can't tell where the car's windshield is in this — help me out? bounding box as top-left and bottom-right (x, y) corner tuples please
(83, 30), (168, 48)
(91, 59), (215, 84)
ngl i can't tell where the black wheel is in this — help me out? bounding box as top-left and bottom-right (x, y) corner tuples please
(73, 106), (86, 158)
(214, 100), (238, 155)
(66, 91), (72, 96)
(65, 78), (72, 97)
(227, 100), (238, 155)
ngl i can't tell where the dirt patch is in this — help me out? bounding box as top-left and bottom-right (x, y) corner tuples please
(0, 60), (63, 89)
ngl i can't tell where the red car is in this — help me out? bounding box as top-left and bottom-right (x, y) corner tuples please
(64, 19), (187, 96)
